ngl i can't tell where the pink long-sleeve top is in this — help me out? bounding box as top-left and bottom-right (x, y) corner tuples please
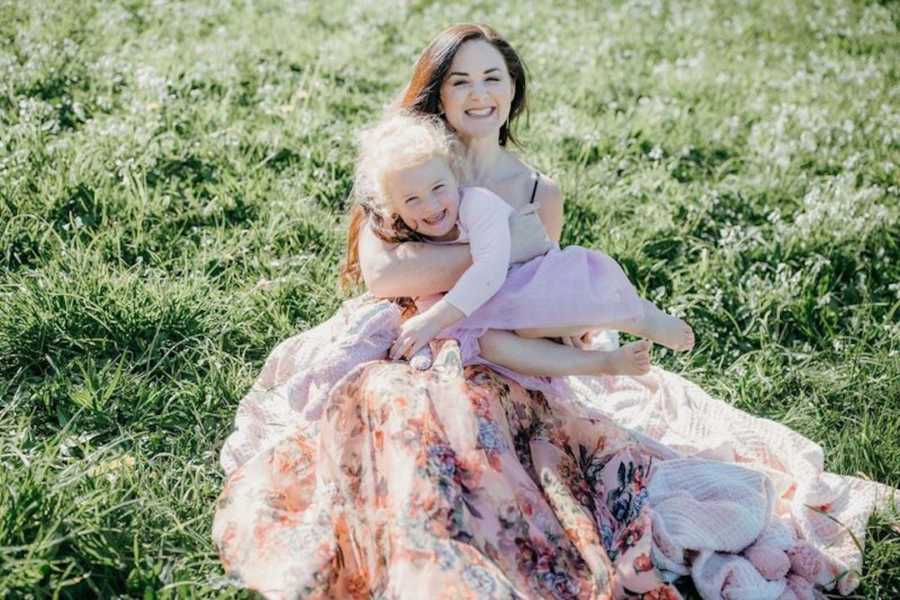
(441, 187), (514, 317)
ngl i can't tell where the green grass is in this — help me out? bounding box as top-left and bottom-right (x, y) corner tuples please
(1, 0), (898, 597)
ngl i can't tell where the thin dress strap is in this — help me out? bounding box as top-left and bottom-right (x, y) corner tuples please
(529, 171), (540, 204)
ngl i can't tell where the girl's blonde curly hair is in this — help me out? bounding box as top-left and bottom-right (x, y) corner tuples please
(351, 110), (469, 245)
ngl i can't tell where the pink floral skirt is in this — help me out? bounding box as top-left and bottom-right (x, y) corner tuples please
(212, 331), (893, 599)
(213, 357), (683, 599)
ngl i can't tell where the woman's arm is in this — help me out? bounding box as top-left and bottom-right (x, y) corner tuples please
(535, 176), (563, 243)
(359, 176), (563, 298)
(358, 225), (472, 298)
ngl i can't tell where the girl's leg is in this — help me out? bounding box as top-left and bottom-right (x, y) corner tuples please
(515, 299), (694, 353)
(515, 325), (594, 339)
(479, 330), (651, 377)
(606, 299), (695, 352)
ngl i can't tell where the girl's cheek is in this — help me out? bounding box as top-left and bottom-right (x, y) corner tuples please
(408, 204), (425, 220)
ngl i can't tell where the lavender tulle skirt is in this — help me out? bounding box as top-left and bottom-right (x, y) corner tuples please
(419, 245), (644, 362)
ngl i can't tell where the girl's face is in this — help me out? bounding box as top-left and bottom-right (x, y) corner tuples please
(383, 157), (460, 240)
(439, 40), (515, 142)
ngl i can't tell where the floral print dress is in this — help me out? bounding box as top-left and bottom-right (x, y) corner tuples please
(213, 298), (895, 600)
(214, 340), (684, 599)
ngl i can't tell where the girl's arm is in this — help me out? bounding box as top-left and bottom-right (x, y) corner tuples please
(441, 188), (511, 317)
(391, 188), (512, 359)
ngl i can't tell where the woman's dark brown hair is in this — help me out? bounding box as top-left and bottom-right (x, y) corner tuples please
(341, 24), (528, 289)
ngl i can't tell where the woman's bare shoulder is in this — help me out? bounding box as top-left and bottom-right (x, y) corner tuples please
(512, 154), (562, 209)
(507, 154), (561, 198)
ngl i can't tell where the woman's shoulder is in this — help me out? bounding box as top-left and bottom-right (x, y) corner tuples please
(527, 172), (563, 242)
(461, 185), (506, 203)
(502, 154), (562, 208)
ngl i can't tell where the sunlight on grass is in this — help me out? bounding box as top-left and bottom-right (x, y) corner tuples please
(1, 0), (897, 596)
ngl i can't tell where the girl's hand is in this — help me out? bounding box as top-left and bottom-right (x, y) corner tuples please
(390, 313), (444, 360)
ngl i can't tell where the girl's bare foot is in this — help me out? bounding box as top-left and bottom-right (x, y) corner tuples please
(635, 301), (694, 351)
(593, 340), (652, 376)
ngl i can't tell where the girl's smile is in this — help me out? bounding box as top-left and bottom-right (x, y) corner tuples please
(422, 209), (448, 226)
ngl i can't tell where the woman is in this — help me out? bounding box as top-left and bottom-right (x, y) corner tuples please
(213, 25), (894, 600)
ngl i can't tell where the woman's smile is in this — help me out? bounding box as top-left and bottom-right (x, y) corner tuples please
(465, 106), (496, 119)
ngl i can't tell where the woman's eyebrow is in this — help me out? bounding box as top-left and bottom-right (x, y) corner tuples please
(448, 67), (502, 77)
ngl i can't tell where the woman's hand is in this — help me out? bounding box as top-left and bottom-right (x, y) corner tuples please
(390, 313), (444, 360)
(508, 208), (554, 263)
(507, 174), (563, 263)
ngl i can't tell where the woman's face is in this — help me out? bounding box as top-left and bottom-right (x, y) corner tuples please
(383, 157), (460, 240)
(439, 40), (515, 142)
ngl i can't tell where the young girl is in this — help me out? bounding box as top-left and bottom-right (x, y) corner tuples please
(352, 110), (694, 379)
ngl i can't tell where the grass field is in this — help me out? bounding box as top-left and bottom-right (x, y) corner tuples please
(1, 0), (898, 597)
